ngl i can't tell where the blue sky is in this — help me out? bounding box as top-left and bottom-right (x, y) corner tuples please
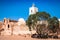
(0, 0), (60, 21)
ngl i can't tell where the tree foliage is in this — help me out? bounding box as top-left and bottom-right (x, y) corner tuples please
(26, 12), (50, 31)
(26, 11), (59, 34)
(48, 17), (59, 33)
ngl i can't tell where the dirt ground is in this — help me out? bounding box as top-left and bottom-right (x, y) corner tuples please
(0, 35), (60, 40)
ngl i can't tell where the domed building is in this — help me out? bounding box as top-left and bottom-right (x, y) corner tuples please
(18, 18), (26, 25)
(0, 18), (31, 35)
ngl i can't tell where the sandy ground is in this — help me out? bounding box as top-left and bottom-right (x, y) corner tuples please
(0, 35), (60, 40)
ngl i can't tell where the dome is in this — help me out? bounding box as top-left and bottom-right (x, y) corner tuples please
(18, 18), (26, 25)
(18, 18), (25, 22)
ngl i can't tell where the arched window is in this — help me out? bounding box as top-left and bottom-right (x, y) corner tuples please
(8, 24), (10, 28)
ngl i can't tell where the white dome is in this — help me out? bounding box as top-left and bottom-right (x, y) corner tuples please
(18, 18), (25, 22)
(18, 18), (26, 25)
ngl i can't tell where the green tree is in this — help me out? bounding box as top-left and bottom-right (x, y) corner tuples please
(48, 17), (59, 33)
(26, 14), (37, 31)
(36, 24), (47, 34)
(26, 11), (59, 35)
(37, 12), (50, 20)
(26, 12), (50, 32)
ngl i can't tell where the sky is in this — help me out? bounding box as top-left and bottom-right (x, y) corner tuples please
(0, 0), (60, 21)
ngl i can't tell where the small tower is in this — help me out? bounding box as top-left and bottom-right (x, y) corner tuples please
(4, 18), (9, 24)
(29, 3), (38, 15)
